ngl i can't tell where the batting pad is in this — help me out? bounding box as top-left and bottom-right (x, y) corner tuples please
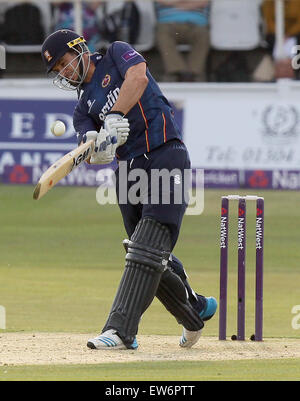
(102, 218), (172, 348)
(156, 268), (204, 331)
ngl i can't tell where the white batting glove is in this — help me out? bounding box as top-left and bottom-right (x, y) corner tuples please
(104, 112), (130, 148)
(84, 129), (114, 165)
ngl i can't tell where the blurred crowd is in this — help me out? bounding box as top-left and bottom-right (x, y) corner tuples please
(0, 0), (300, 82)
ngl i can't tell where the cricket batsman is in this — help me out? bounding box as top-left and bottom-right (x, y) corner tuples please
(41, 29), (217, 349)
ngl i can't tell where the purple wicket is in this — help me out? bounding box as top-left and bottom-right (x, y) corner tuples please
(219, 195), (264, 341)
(237, 198), (246, 341)
(219, 197), (229, 340)
(255, 198), (264, 341)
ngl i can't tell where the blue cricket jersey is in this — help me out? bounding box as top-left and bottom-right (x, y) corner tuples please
(73, 41), (182, 160)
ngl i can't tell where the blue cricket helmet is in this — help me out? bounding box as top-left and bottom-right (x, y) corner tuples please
(41, 29), (86, 73)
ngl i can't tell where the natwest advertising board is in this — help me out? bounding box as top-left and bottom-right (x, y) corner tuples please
(1, 79), (300, 190)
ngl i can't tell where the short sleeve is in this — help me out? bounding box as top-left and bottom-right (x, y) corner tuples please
(108, 41), (146, 78)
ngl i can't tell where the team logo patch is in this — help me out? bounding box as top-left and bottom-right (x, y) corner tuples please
(102, 74), (111, 87)
(122, 50), (138, 62)
(44, 50), (52, 62)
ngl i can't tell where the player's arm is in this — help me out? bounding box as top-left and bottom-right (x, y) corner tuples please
(73, 102), (106, 164)
(73, 101), (98, 145)
(82, 50), (148, 164)
(95, 62), (147, 161)
(87, 62), (148, 164)
(110, 62), (148, 116)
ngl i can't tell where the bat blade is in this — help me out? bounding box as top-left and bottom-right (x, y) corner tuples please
(33, 140), (94, 200)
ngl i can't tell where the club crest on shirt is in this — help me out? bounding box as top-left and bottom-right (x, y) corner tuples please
(102, 74), (111, 88)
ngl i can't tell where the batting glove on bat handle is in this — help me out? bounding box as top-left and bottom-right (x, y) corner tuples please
(83, 130), (106, 152)
(84, 129), (114, 165)
(83, 130), (97, 144)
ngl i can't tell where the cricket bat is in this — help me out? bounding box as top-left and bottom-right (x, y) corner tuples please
(33, 140), (94, 200)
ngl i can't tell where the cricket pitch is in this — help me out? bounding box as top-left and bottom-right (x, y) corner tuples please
(0, 333), (300, 366)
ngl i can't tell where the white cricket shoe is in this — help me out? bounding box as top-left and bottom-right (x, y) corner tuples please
(87, 329), (138, 350)
(179, 328), (203, 348)
(179, 296), (217, 348)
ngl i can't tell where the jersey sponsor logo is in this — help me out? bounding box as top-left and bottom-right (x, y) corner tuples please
(122, 50), (138, 62)
(99, 88), (120, 121)
(102, 74), (111, 88)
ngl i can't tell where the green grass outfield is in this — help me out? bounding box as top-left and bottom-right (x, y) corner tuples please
(1, 359), (300, 381)
(1, 185), (300, 381)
